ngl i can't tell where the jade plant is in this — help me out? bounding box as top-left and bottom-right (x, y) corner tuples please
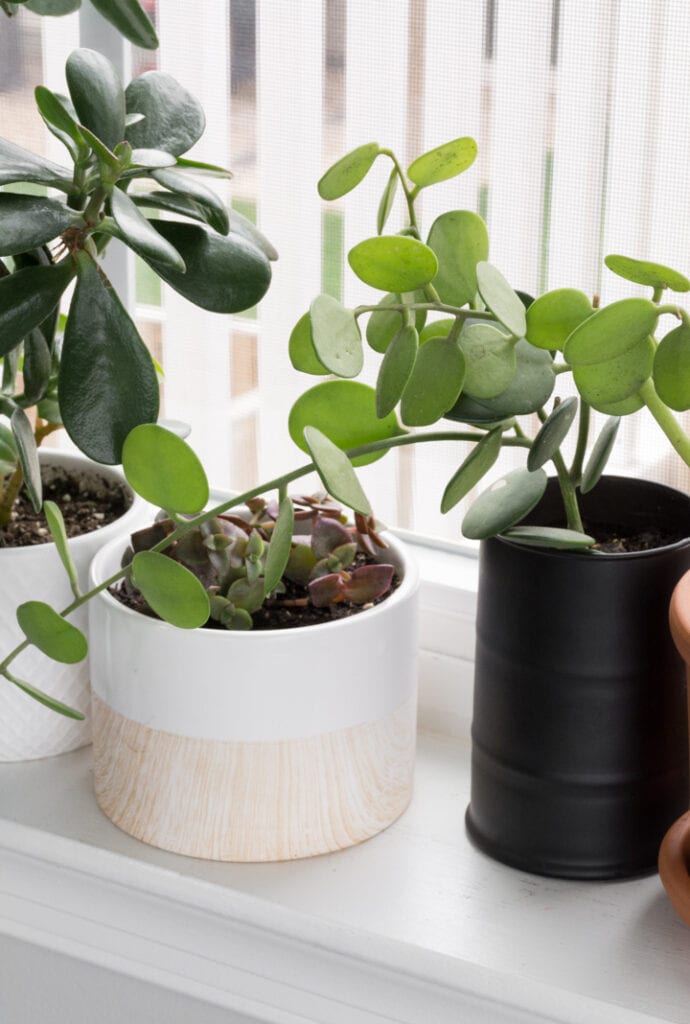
(287, 136), (690, 549)
(2, 0), (159, 50)
(0, 46), (274, 528)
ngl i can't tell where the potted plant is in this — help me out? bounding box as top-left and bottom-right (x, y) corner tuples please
(0, 46), (274, 760)
(284, 136), (690, 878)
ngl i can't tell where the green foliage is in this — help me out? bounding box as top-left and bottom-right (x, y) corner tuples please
(5, 0), (160, 48)
(16, 600), (88, 663)
(462, 468), (548, 540)
(122, 424), (209, 514)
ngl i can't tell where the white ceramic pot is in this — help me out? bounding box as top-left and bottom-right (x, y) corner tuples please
(0, 452), (147, 762)
(88, 532), (419, 861)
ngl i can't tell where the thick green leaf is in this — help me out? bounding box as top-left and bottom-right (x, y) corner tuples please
(16, 600), (87, 663)
(476, 262), (526, 338)
(34, 85), (86, 157)
(0, 262), (73, 357)
(66, 48), (125, 152)
(525, 288), (593, 351)
(110, 186), (185, 270)
(151, 167), (228, 235)
(376, 324), (418, 418)
(4, 672), (84, 720)
(130, 148), (176, 168)
(228, 208), (278, 261)
(460, 322), (516, 399)
(573, 335), (654, 411)
(427, 210), (489, 308)
(59, 252), (159, 463)
(264, 496), (295, 594)
(131, 551), (210, 629)
(122, 423), (209, 514)
(419, 318), (454, 344)
(0, 138), (72, 191)
(0, 422), (16, 463)
(377, 166), (398, 235)
(44, 500), (80, 597)
(401, 334), (465, 426)
(78, 125), (120, 178)
(25, 0), (79, 12)
(289, 312), (329, 375)
(502, 526), (595, 550)
(594, 394), (644, 417)
(21, 329), (51, 405)
(318, 142), (380, 200)
(349, 235), (438, 293)
(366, 293), (405, 353)
(309, 294), (363, 378)
(0, 193), (81, 256)
(175, 157), (233, 179)
(462, 468), (548, 540)
(89, 0), (158, 49)
(446, 339), (554, 423)
(289, 381), (402, 467)
(11, 406), (41, 510)
(604, 254), (690, 293)
(581, 417), (620, 494)
(144, 221), (271, 313)
(126, 71), (205, 156)
(653, 323), (690, 410)
(407, 137), (477, 187)
(132, 190), (210, 225)
(303, 426), (371, 516)
(440, 429), (502, 513)
(564, 297), (659, 366)
(527, 396), (578, 471)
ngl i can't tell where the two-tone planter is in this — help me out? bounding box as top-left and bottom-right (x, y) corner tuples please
(0, 451), (144, 762)
(88, 532), (419, 862)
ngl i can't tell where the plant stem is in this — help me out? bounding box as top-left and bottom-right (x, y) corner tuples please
(569, 401), (590, 485)
(639, 379), (690, 467)
(380, 148), (418, 231)
(551, 450), (585, 532)
(354, 302), (494, 321)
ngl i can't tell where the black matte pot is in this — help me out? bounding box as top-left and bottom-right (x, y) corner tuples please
(466, 476), (690, 880)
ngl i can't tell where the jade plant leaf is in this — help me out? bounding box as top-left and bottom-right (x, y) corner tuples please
(304, 426), (372, 516)
(289, 381), (402, 467)
(572, 335), (654, 411)
(400, 334), (465, 426)
(440, 428), (502, 513)
(89, 0), (159, 49)
(123, 423), (209, 514)
(228, 208), (278, 261)
(21, 328), (52, 405)
(34, 85), (86, 157)
(44, 500), (80, 598)
(525, 288), (593, 351)
(263, 496), (295, 595)
(151, 167), (229, 235)
(0, 261), (73, 356)
(11, 406), (41, 511)
(653, 323), (690, 410)
(16, 600), (88, 664)
(131, 551), (211, 629)
(427, 211), (489, 308)
(563, 298), (659, 366)
(26, 0), (80, 13)
(59, 252), (159, 463)
(66, 48), (125, 152)
(376, 323), (418, 418)
(476, 262), (526, 339)
(110, 186), (185, 270)
(460, 322), (516, 399)
(310, 294), (363, 378)
(348, 235), (438, 293)
(580, 416), (620, 494)
(288, 312), (329, 375)
(0, 138), (72, 191)
(318, 142), (380, 200)
(462, 467), (548, 540)
(125, 71), (205, 156)
(407, 137), (477, 188)
(129, 148), (176, 168)
(501, 526), (595, 550)
(604, 254), (690, 293)
(527, 396), (579, 471)
(446, 340), (554, 424)
(377, 166), (398, 234)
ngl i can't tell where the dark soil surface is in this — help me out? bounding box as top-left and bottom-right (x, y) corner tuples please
(0, 466), (130, 549)
(585, 522), (687, 553)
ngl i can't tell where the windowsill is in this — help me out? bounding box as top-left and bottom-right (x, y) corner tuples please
(1, 539), (689, 1024)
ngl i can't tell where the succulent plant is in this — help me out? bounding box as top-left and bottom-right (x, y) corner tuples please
(0, 46), (275, 527)
(1, 0), (159, 51)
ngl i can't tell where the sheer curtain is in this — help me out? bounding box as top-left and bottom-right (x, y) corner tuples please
(2, 0), (690, 543)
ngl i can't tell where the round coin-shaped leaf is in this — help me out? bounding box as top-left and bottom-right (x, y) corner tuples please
(16, 601), (88, 664)
(310, 294), (363, 378)
(407, 137), (478, 188)
(525, 288), (593, 351)
(462, 467), (548, 540)
(318, 142), (380, 200)
(653, 322), (690, 410)
(476, 262), (527, 338)
(66, 48), (125, 153)
(400, 334), (465, 426)
(131, 551), (210, 629)
(460, 322), (516, 399)
(123, 423), (209, 514)
(605, 254), (690, 293)
(289, 312), (329, 375)
(440, 429), (502, 513)
(376, 323), (418, 418)
(572, 335), (654, 411)
(348, 235), (438, 293)
(126, 71), (205, 156)
(427, 211), (489, 308)
(527, 396), (578, 471)
(0, 193), (82, 257)
(563, 297), (658, 366)
(446, 339), (554, 423)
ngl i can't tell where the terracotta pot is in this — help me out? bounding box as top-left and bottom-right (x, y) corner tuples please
(88, 531), (419, 862)
(0, 451), (146, 762)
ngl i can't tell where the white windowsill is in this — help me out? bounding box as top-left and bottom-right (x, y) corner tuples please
(1, 538), (689, 1024)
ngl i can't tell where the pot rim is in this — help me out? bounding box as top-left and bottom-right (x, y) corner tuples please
(89, 528), (419, 639)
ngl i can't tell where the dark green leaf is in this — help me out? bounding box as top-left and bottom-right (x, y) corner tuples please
(122, 423), (209, 514)
(459, 322), (516, 399)
(653, 323), (690, 410)
(502, 526), (595, 550)
(462, 468), (548, 539)
(89, 0), (158, 49)
(476, 262), (526, 338)
(604, 254), (690, 293)
(573, 335), (654, 411)
(563, 297), (658, 366)
(44, 500), (80, 597)
(25, 0), (79, 12)
(0, 192), (81, 256)
(151, 167), (229, 235)
(407, 137), (477, 187)
(132, 190), (209, 225)
(11, 406), (41, 510)
(59, 252), (159, 463)
(401, 334), (465, 426)
(21, 329), (52, 405)
(289, 312), (329, 375)
(0, 262), (73, 357)
(446, 340), (555, 424)
(130, 148), (176, 168)
(440, 429), (502, 513)
(228, 208), (278, 261)
(77, 124), (120, 176)
(110, 186), (185, 270)
(318, 142), (380, 200)
(174, 157), (233, 179)
(348, 235), (438, 293)
(527, 396), (578, 470)
(131, 551), (210, 629)
(0, 138), (72, 191)
(304, 426), (372, 516)
(427, 211), (489, 308)
(581, 417), (620, 494)
(377, 166), (398, 235)
(264, 496), (295, 594)
(309, 294), (363, 378)
(376, 323), (418, 418)
(34, 85), (86, 158)
(66, 48), (125, 152)
(16, 600), (87, 663)
(525, 288), (593, 351)
(126, 71), (205, 156)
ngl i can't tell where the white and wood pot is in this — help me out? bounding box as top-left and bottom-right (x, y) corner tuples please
(0, 451), (146, 763)
(88, 532), (419, 862)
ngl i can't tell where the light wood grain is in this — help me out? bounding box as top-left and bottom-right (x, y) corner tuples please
(92, 693), (416, 861)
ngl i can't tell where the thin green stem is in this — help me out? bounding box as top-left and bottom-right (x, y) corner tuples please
(354, 302), (494, 321)
(569, 401), (591, 485)
(380, 148), (418, 231)
(639, 379), (690, 467)
(552, 450), (585, 532)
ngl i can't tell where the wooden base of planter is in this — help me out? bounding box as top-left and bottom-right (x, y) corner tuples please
(92, 693), (416, 861)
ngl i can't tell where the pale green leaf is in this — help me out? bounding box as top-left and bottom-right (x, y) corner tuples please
(476, 262), (526, 338)
(525, 288), (593, 351)
(440, 429), (502, 513)
(527, 396), (579, 471)
(310, 294), (363, 378)
(407, 137), (477, 187)
(400, 334), (465, 426)
(318, 142), (380, 200)
(123, 423), (209, 514)
(16, 600), (88, 663)
(303, 426), (372, 516)
(131, 551), (210, 629)
(348, 235), (438, 293)
(563, 297), (658, 366)
(462, 468), (548, 540)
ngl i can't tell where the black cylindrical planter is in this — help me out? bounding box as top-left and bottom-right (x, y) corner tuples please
(466, 476), (690, 879)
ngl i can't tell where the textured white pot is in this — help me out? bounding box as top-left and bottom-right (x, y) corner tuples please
(0, 452), (146, 762)
(88, 532), (419, 862)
